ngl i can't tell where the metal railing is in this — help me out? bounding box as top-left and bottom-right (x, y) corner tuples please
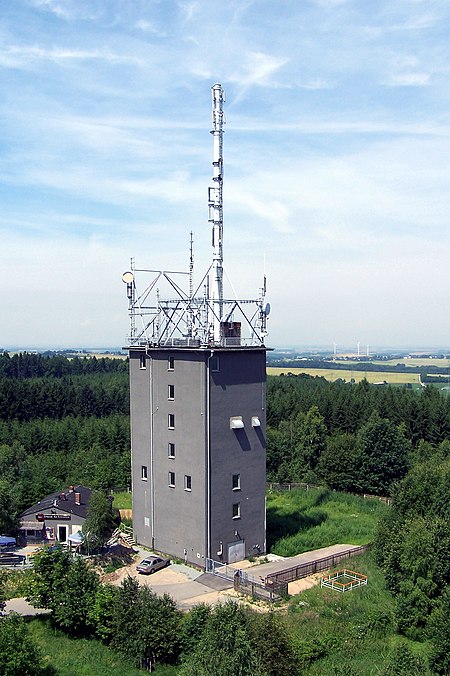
(266, 545), (369, 586)
(205, 558), (237, 581)
(234, 570), (288, 603)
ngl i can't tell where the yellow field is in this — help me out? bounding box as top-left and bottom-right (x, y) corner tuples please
(266, 367), (422, 385)
(342, 358), (450, 369)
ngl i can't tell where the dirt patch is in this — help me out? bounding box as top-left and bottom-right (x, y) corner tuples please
(288, 573), (322, 595)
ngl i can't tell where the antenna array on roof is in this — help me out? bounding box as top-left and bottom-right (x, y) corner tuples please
(122, 84), (269, 349)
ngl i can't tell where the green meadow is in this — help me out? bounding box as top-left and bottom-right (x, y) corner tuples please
(28, 618), (176, 676)
(267, 487), (388, 556)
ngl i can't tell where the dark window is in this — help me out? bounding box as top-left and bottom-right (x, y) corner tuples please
(168, 442), (175, 458)
(210, 356), (220, 372)
(141, 465), (148, 480)
(168, 384), (175, 400)
(168, 414), (175, 429)
(168, 356), (175, 371)
(139, 355), (146, 369)
(232, 474), (241, 490)
(184, 475), (192, 491)
(232, 503), (241, 519)
(168, 471), (175, 487)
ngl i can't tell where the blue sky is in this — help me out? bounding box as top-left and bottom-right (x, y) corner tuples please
(1, 0), (450, 350)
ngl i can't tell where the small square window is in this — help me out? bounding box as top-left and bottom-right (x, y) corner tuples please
(139, 355), (146, 369)
(168, 442), (175, 458)
(232, 474), (240, 490)
(141, 465), (148, 480)
(184, 475), (192, 491)
(168, 384), (175, 400)
(168, 414), (175, 429)
(232, 503), (241, 519)
(168, 356), (175, 371)
(168, 471), (175, 487)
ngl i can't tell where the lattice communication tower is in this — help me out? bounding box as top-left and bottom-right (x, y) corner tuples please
(122, 83), (270, 348)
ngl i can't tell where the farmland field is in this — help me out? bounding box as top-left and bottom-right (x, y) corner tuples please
(267, 367), (422, 385)
(341, 357), (450, 368)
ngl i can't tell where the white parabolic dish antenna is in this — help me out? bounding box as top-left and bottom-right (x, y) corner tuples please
(122, 271), (134, 284)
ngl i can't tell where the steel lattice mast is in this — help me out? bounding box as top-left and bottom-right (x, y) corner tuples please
(123, 82), (269, 348)
(208, 83), (225, 343)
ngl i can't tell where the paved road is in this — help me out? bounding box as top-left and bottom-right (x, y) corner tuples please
(4, 597), (51, 616)
(107, 553), (238, 610)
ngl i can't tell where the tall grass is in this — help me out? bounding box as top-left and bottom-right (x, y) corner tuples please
(287, 552), (432, 674)
(110, 490), (132, 510)
(27, 617), (177, 675)
(267, 487), (387, 556)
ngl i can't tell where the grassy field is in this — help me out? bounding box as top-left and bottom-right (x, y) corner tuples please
(267, 366), (422, 385)
(286, 550), (431, 674)
(267, 487), (429, 673)
(110, 491), (132, 509)
(267, 487), (388, 556)
(28, 617), (176, 676)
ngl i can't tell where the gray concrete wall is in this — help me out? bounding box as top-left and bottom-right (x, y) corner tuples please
(129, 349), (152, 548)
(130, 349), (207, 564)
(209, 349), (266, 562)
(130, 346), (267, 566)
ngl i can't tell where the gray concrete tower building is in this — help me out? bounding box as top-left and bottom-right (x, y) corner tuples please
(123, 84), (269, 566)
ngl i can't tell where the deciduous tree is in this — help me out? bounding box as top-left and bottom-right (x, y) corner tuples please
(82, 490), (116, 551)
(0, 613), (44, 675)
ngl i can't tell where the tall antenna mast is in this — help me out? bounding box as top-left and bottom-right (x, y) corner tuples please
(208, 83), (225, 343)
(188, 231), (194, 338)
(123, 82), (269, 349)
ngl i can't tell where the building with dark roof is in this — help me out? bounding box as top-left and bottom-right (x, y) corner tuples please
(19, 485), (92, 545)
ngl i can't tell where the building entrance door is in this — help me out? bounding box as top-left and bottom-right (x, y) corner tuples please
(58, 525), (67, 542)
(227, 540), (245, 563)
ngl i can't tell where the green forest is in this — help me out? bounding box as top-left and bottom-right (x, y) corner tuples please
(0, 353), (449, 673)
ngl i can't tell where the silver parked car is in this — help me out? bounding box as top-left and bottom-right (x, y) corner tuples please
(136, 555), (170, 574)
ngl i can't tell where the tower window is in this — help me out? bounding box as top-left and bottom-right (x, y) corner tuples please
(139, 355), (146, 370)
(168, 414), (175, 429)
(232, 474), (241, 490)
(232, 503), (241, 519)
(168, 356), (175, 371)
(168, 384), (175, 400)
(210, 356), (220, 372)
(168, 471), (175, 487)
(184, 475), (192, 491)
(168, 442), (175, 458)
(141, 465), (148, 480)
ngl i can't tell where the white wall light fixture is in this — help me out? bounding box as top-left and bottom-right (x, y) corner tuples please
(230, 416), (244, 430)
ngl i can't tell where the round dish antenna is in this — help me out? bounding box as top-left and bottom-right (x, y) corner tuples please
(122, 271), (134, 284)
